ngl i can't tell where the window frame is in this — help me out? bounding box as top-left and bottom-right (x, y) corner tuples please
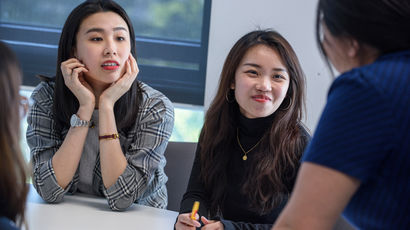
(0, 0), (211, 105)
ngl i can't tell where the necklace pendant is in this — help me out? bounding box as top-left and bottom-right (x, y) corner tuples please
(242, 155), (247, 161)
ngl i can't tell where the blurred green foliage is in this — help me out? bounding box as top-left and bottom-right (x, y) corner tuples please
(170, 107), (203, 142)
(0, 0), (204, 41)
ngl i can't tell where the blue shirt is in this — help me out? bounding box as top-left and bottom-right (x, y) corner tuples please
(0, 217), (19, 230)
(303, 50), (410, 229)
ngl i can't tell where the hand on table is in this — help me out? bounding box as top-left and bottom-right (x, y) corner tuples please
(175, 213), (201, 230)
(201, 216), (224, 230)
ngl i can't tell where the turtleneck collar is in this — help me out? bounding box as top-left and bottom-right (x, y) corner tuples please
(237, 112), (275, 137)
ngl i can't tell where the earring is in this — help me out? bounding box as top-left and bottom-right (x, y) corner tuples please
(281, 97), (292, 110)
(225, 90), (235, 103)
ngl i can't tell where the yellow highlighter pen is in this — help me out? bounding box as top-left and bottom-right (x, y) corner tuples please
(190, 201), (200, 220)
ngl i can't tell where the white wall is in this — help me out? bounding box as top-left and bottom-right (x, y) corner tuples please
(204, 0), (332, 131)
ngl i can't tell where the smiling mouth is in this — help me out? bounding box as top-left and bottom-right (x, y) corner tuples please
(101, 62), (119, 70)
(252, 95), (271, 102)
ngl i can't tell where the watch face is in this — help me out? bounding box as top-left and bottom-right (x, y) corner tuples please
(70, 114), (90, 127)
(70, 114), (78, 127)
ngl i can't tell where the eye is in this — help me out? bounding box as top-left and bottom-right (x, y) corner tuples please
(245, 70), (258, 76)
(90, 37), (103, 41)
(272, 74), (286, 80)
(117, 36), (126, 41)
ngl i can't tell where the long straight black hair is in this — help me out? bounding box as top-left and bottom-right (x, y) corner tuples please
(316, 0), (410, 63)
(54, 0), (141, 132)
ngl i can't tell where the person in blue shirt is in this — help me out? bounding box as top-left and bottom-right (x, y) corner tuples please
(0, 42), (29, 230)
(272, 0), (410, 229)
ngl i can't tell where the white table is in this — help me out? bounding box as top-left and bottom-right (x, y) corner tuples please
(25, 185), (179, 230)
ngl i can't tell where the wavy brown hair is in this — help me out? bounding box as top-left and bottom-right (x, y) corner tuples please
(200, 30), (309, 215)
(0, 41), (28, 227)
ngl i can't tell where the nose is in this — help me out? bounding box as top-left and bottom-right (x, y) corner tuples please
(256, 76), (271, 92)
(103, 40), (117, 56)
(103, 48), (116, 55)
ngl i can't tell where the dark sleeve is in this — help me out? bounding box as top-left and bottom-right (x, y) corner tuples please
(302, 71), (393, 181)
(288, 124), (311, 190)
(0, 217), (20, 230)
(179, 144), (210, 218)
(300, 124), (311, 145)
(220, 218), (272, 230)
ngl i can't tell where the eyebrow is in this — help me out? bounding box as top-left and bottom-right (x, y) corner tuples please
(243, 63), (288, 73)
(85, 27), (128, 34)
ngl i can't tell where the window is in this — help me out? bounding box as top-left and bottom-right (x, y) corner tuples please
(1, 0), (211, 105)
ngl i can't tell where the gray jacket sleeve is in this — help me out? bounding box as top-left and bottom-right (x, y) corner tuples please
(102, 85), (174, 211)
(27, 82), (76, 203)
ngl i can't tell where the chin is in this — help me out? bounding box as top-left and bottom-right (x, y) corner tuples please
(103, 73), (122, 83)
(258, 111), (276, 118)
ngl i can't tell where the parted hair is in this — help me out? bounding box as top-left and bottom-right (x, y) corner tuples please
(316, 0), (410, 60)
(53, 0), (141, 132)
(0, 41), (28, 227)
(199, 30), (309, 216)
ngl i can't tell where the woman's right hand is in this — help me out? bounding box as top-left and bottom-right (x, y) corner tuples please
(175, 213), (201, 230)
(61, 58), (95, 110)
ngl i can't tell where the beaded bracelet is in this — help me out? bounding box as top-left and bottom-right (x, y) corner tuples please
(99, 133), (119, 140)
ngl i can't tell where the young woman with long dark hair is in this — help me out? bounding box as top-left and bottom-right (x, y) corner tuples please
(175, 30), (310, 230)
(26, 0), (174, 211)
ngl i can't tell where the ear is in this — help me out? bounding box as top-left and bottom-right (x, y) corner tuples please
(230, 82), (235, 90)
(72, 47), (78, 59)
(347, 38), (360, 58)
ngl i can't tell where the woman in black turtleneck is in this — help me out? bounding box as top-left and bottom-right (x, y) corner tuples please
(175, 30), (310, 230)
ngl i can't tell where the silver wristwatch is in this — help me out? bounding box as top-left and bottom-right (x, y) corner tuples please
(70, 114), (91, 127)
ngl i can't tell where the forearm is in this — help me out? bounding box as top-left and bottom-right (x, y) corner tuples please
(272, 163), (360, 230)
(98, 104), (127, 188)
(52, 106), (93, 188)
(98, 93), (173, 210)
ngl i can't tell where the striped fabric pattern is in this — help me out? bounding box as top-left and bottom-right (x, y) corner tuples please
(26, 81), (174, 211)
(302, 50), (410, 229)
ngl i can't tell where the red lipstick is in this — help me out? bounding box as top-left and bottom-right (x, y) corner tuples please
(252, 95), (271, 103)
(101, 60), (119, 70)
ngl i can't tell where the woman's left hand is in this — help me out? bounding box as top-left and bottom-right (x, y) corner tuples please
(201, 216), (224, 230)
(99, 54), (138, 109)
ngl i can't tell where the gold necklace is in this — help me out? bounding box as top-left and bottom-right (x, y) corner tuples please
(236, 128), (263, 161)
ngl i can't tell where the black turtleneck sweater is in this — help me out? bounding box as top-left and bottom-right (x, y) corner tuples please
(179, 113), (309, 230)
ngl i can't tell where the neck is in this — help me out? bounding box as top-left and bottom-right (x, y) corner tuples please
(92, 83), (110, 109)
(84, 77), (111, 109)
(357, 44), (380, 67)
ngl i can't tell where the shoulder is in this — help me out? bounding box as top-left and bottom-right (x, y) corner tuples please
(30, 81), (55, 112)
(138, 81), (174, 114)
(31, 81), (55, 104)
(0, 217), (19, 230)
(298, 123), (311, 143)
(330, 68), (374, 96)
(328, 55), (410, 126)
(331, 51), (410, 97)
